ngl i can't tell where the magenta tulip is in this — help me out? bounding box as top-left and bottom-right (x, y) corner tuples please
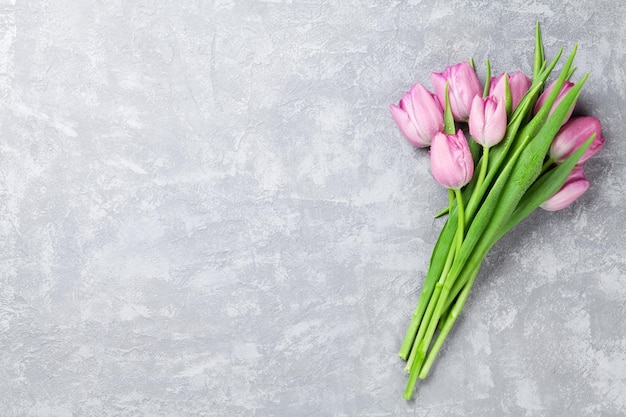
(430, 130), (474, 189)
(430, 62), (482, 122)
(550, 116), (605, 164)
(534, 80), (576, 122)
(390, 83), (445, 148)
(540, 166), (590, 211)
(489, 71), (531, 112)
(469, 95), (507, 148)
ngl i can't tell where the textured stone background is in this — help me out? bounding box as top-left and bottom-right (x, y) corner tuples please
(0, 0), (624, 416)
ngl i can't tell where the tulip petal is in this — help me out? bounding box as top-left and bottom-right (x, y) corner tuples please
(430, 72), (448, 115)
(550, 116), (604, 163)
(534, 80), (576, 123)
(540, 178), (589, 211)
(469, 95), (486, 142)
(430, 130), (474, 189)
(469, 96), (507, 147)
(540, 165), (590, 211)
(390, 103), (424, 147)
(581, 134), (605, 164)
(409, 84), (441, 145)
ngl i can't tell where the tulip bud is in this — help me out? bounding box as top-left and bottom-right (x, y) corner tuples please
(469, 95), (507, 148)
(390, 83), (445, 148)
(430, 62), (482, 122)
(534, 80), (576, 122)
(489, 71), (531, 112)
(540, 166), (590, 211)
(430, 130), (474, 189)
(550, 116), (605, 164)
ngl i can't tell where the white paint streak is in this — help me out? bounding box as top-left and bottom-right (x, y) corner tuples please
(515, 377), (544, 411)
(105, 158), (148, 175)
(53, 120), (78, 137)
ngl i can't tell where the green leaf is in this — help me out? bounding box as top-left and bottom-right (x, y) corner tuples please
(506, 46), (576, 162)
(533, 21), (545, 82)
(443, 83), (455, 134)
(503, 73), (513, 115)
(483, 59), (492, 98)
(494, 133), (596, 242)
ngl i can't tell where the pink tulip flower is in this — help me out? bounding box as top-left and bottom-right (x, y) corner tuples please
(540, 166), (590, 211)
(469, 95), (507, 148)
(550, 116), (605, 164)
(430, 130), (474, 189)
(431, 62), (482, 122)
(390, 83), (445, 148)
(534, 80), (576, 122)
(489, 71), (531, 112)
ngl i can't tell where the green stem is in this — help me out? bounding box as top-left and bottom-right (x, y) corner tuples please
(419, 267), (480, 379)
(405, 245), (456, 370)
(405, 191), (456, 371)
(483, 59), (492, 98)
(474, 146), (489, 206)
(438, 289), (460, 331)
(437, 304), (452, 331)
(541, 157), (554, 174)
(443, 263), (480, 313)
(434, 206), (449, 218)
(416, 189), (465, 360)
(405, 189), (466, 383)
(454, 188), (465, 247)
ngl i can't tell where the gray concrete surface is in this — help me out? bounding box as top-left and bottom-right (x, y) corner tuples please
(0, 0), (625, 416)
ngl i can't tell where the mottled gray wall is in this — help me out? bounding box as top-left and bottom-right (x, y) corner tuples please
(0, 0), (624, 416)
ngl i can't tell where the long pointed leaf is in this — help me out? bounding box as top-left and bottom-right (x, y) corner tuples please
(495, 134), (596, 241)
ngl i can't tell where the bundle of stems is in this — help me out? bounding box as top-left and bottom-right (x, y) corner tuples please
(399, 24), (597, 400)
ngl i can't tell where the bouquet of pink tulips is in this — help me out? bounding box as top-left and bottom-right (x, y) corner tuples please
(390, 24), (605, 400)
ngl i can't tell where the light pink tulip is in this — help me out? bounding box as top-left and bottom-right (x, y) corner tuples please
(390, 83), (444, 148)
(430, 130), (474, 189)
(540, 166), (590, 211)
(534, 80), (576, 122)
(550, 116), (605, 164)
(469, 95), (507, 148)
(488, 71), (531, 112)
(430, 62), (482, 122)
